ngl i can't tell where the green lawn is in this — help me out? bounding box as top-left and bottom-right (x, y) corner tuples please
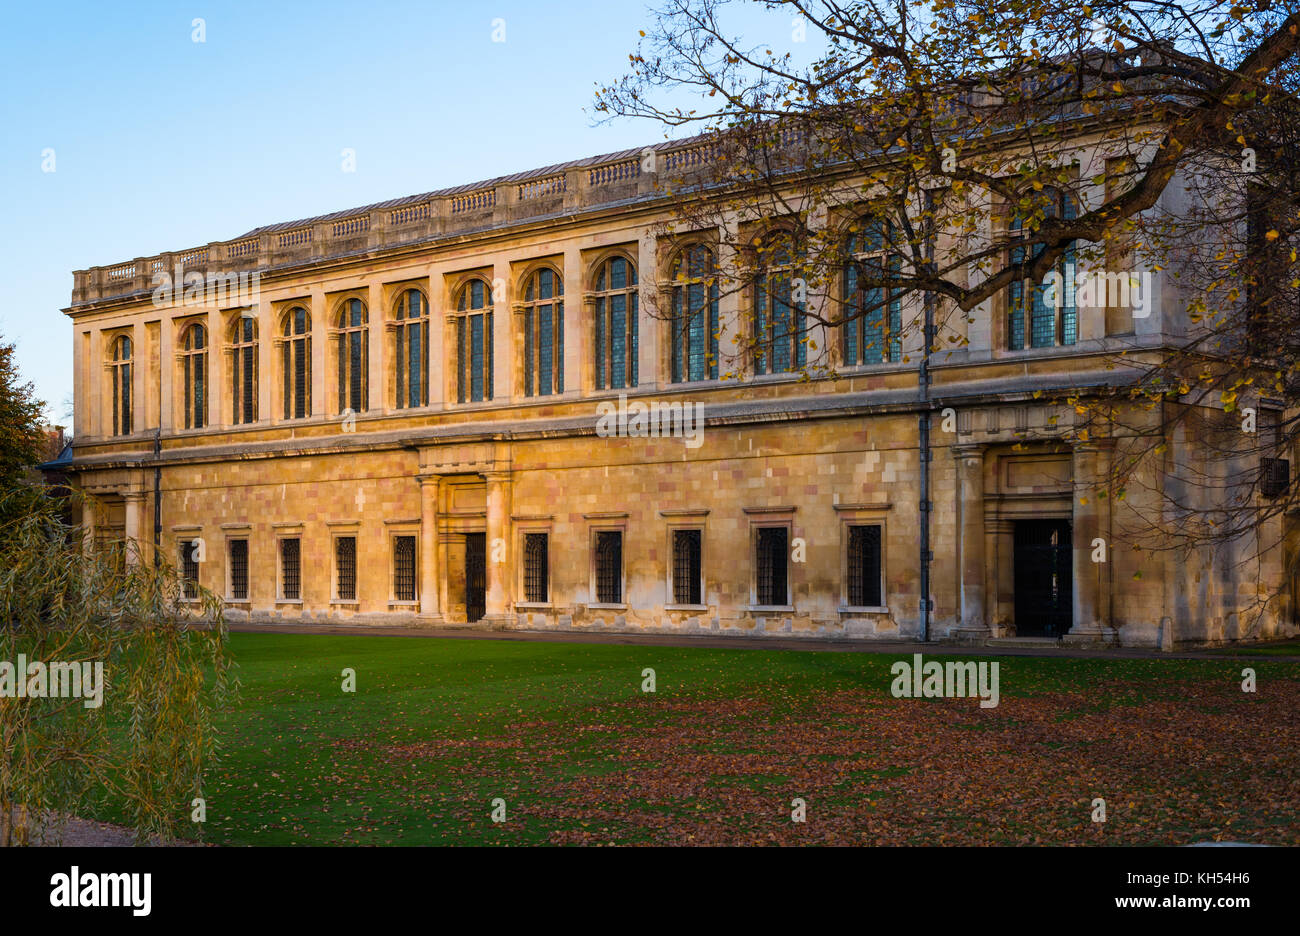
(101, 633), (1300, 846)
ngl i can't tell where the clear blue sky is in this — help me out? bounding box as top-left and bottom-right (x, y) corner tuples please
(0, 0), (819, 425)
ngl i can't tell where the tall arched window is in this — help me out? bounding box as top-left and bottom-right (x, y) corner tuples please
(179, 322), (207, 430)
(335, 298), (368, 415)
(593, 255), (638, 390)
(455, 279), (493, 403)
(844, 221), (903, 365)
(282, 307), (312, 419)
(670, 244), (719, 383)
(1007, 188), (1078, 349)
(394, 289), (429, 409)
(109, 335), (132, 437)
(230, 315), (258, 425)
(521, 267), (563, 397)
(753, 232), (806, 375)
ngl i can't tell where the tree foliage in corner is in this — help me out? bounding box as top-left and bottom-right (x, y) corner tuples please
(596, 0), (1300, 601)
(0, 337), (46, 490)
(0, 333), (237, 845)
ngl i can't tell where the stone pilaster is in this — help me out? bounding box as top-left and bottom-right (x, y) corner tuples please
(1066, 441), (1117, 644)
(418, 474), (442, 624)
(952, 444), (990, 640)
(483, 470), (513, 625)
(122, 490), (147, 567)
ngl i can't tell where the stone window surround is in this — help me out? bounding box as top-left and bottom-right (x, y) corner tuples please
(744, 506), (796, 612)
(383, 518), (421, 607)
(585, 513), (628, 609)
(326, 520), (361, 605)
(833, 503), (892, 614)
(660, 508), (709, 611)
(273, 523), (304, 604)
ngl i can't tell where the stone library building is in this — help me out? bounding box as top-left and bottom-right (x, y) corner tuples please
(61, 135), (1298, 650)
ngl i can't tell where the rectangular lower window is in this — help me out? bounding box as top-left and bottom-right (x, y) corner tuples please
(228, 539), (249, 600)
(672, 529), (702, 605)
(523, 533), (548, 603)
(595, 531), (623, 604)
(335, 536), (357, 601)
(393, 535), (417, 602)
(280, 538), (301, 600)
(179, 539), (199, 600)
(847, 525), (883, 608)
(756, 527), (788, 606)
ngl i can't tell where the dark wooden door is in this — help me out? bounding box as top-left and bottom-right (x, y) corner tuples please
(465, 532), (486, 623)
(1014, 519), (1073, 637)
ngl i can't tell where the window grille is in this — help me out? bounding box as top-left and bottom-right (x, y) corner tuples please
(672, 529), (702, 605)
(281, 538), (301, 600)
(229, 539), (248, 600)
(523, 533), (548, 603)
(393, 535), (417, 601)
(595, 531), (623, 603)
(335, 536), (357, 600)
(756, 527), (788, 606)
(180, 540), (199, 599)
(847, 525), (883, 607)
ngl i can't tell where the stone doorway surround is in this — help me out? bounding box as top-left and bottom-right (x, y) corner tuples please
(950, 442), (1116, 645)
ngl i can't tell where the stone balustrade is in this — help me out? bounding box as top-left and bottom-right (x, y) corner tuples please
(70, 142), (729, 307)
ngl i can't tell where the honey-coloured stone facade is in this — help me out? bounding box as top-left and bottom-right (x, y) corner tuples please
(63, 141), (1299, 649)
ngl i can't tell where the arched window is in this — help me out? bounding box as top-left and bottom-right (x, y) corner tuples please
(109, 335), (132, 437)
(335, 298), (368, 415)
(454, 279), (494, 403)
(282, 307), (312, 419)
(753, 232), (806, 375)
(593, 255), (638, 390)
(1007, 188), (1078, 349)
(521, 267), (563, 397)
(670, 245), (719, 383)
(394, 289), (429, 409)
(230, 315), (258, 425)
(179, 322), (207, 430)
(844, 221), (903, 365)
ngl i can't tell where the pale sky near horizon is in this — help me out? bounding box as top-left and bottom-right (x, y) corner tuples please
(0, 0), (822, 425)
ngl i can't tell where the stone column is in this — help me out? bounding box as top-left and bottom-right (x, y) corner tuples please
(636, 233), (658, 389)
(1067, 441), (1117, 644)
(563, 244), (583, 395)
(952, 444), (990, 640)
(483, 470), (513, 624)
(418, 474), (442, 624)
(122, 490), (147, 567)
(310, 286), (326, 417)
(81, 493), (97, 556)
(367, 281), (385, 413)
(581, 293), (598, 393)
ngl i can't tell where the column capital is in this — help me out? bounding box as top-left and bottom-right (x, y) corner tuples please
(951, 443), (986, 463)
(416, 473), (443, 487)
(1072, 438), (1115, 455)
(482, 469), (513, 483)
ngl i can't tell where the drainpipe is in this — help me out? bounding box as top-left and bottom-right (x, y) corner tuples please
(153, 429), (162, 567)
(918, 190), (936, 642)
